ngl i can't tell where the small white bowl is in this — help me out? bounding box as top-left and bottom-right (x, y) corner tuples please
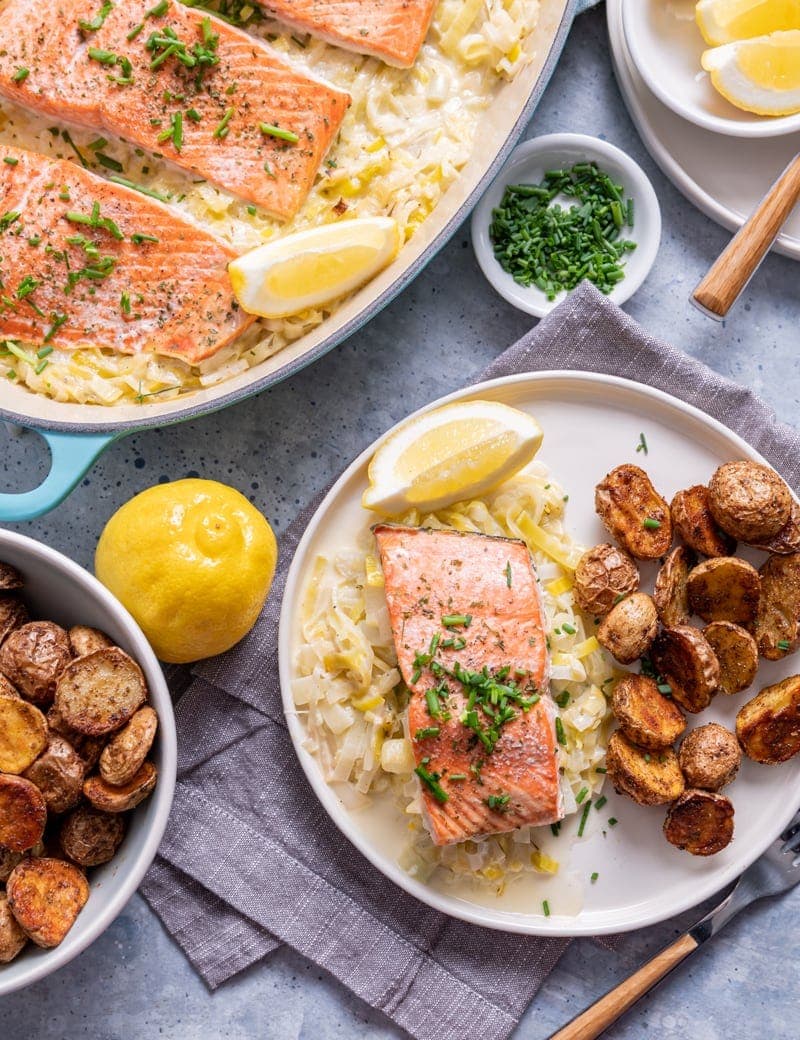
(471, 133), (661, 318)
(622, 0), (800, 139)
(0, 529), (176, 997)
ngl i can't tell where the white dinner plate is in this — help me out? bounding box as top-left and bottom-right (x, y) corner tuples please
(607, 0), (800, 263)
(279, 371), (800, 935)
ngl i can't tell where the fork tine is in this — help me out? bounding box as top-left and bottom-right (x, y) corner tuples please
(780, 809), (800, 852)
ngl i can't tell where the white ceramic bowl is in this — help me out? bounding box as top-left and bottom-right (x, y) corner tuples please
(622, 0), (800, 139)
(0, 529), (176, 997)
(471, 133), (661, 317)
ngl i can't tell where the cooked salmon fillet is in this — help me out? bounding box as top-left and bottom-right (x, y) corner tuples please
(0, 146), (254, 363)
(0, 0), (350, 220)
(262, 0), (438, 68)
(373, 524), (562, 846)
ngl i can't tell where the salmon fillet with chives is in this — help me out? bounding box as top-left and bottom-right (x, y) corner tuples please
(0, 145), (254, 363)
(261, 0), (438, 68)
(0, 0), (350, 220)
(373, 524), (562, 846)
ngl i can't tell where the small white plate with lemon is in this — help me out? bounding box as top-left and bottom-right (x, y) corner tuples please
(279, 371), (800, 935)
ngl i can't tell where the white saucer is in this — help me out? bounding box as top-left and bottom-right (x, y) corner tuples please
(608, 0), (800, 262)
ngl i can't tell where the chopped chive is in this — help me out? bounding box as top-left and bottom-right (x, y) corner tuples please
(595, 766), (607, 774)
(643, 517), (661, 530)
(12, 68), (30, 83)
(3, 157), (18, 166)
(109, 175), (170, 202)
(441, 614), (472, 628)
(561, 622), (576, 635)
(264, 159), (276, 178)
(486, 792), (510, 811)
(594, 795), (607, 811)
(127, 22), (145, 40)
(414, 764), (448, 803)
(78, 2), (114, 32)
(247, 204), (257, 216)
(131, 232), (160, 244)
(213, 107), (234, 139)
(88, 137), (109, 152)
(777, 639), (791, 651)
(414, 726), (440, 740)
(657, 682), (672, 695)
(542, 900), (551, 917)
(36, 346), (54, 359)
(448, 773), (467, 781)
(96, 153), (124, 172)
(644, 753), (651, 763)
(555, 717), (566, 746)
(590, 872), (599, 883)
(34, 359), (49, 375)
(608, 817), (618, 827)
(577, 799), (592, 837)
(186, 108), (202, 123)
(550, 822), (561, 837)
(554, 690), (570, 708)
(504, 561), (512, 588)
(259, 122), (299, 144)
(636, 432), (648, 455)
(120, 291), (131, 315)
(43, 315), (67, 342)
(146, 0), (169, 15)
(575, 786), (588, 804)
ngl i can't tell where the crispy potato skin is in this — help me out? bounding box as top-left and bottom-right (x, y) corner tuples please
(0, 564), (23, 592)
(606, 731), (685, 805)
(595, 465), (673, 560)
(612, 674), (686, 750)
(654, 546), (696, 628)
(736, 675), (800, 764)
(68, 626), (113, 658)
(60, 806), (125, 867)
(0, 892), (27, 963)
(0, 695), (48, 774)
(708, 461), (792, 543)
(597, 593), (658, 664)
(573, 543), (640, 616)
(651, 626), (720, 713)
(46, 706), (105, 770)
(751, 499), (800, 555)
(0, 622), (72, 707)
(84, 760), (157, 813)
(755, 553), (800, 660)
(670, 486), (736, 558)
(100, 707), (158, 787)
(6, 857), (89, 948)
(0, 596), (28, 647)
(0, 774), (46, 852)
(703, 621), (758, 695)
(686, 557), (760, 627)
(23, 735), (86, 815)
(663, 789), (734, 856)
(55, 647), (147, 737)
(678, 722), (741, 790)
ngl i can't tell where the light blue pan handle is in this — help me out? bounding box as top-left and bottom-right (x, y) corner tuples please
(0, 430), (117, 522)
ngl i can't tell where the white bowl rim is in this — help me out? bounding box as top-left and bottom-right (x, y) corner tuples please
(0, 528), (177, 997)
(471, 132), (662, 318)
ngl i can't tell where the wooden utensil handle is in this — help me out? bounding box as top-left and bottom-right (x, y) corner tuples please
(693, 153), (800, 320)
(547, 932), (699, 1040)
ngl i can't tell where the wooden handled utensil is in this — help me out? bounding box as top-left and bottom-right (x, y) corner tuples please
(692, 152), (800, 320)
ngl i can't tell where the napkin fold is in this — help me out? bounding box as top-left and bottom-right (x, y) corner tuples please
(142, 281), (800, 1039)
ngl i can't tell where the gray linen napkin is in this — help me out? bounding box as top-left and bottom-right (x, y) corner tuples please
(141, 281), (800, 1038)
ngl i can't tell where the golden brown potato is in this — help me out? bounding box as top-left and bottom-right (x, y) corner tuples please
(678, 723), (741, 790)
(595, 465), (673, 560)
(23, 735), (85, 815)
(708, 460), (792, 542)
(0, 563), (23, 592)
(736, 675), (800, 764)
(0, 596), (28, 647)
(60, 805), (126, 867)
(663, 789), (734, 856)
(597, 593), (658, 664)
(0, 695), (48, 774)
(670, 485), (736, 558)
(651, 626), (720, 713)
(0, 622), (72, 706)
(54, 647), (147, 736)
(45, 705), (105, 770)
(0, 892), (27, 963)
(68, 626), (114, 659)
(6, 857), (89, 948)
(750, 499), (800, 555)
(572, 543), (640, 616)
(653, 546), (696, 627)
(83, 760), (157, 813)
(754, 553), (800, 660)
(703, 621), (758, 695)
(686, 557), (760, 627)
(0, 774), (46, 852)
(612, 674), (686, 750)
(100, 706), (158, 787)
(605, 731), (685, 805)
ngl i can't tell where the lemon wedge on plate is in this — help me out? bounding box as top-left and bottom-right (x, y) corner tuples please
(229, 217), (400, 318)
(701, 30), (800, 114)
(362, 400), (544, 516)
(696, 0), (800, 46)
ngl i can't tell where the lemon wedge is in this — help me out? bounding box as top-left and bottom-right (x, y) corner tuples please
(702, 30), (800, 115)
(229, 217), (400, 318)
(362, 400), (544, 516)
(696, 0), (800, 46)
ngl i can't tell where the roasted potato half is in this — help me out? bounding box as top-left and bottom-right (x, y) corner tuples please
(653, 546), (696, 628)
(68, 626), (114, 659)
(0, 596), (29, 649)
(0, 695), (47, 774)
(651, 626), (720, 713)
(595, 465), (672, 560)
(663, 789), (734, 856)
(703, 621), (758, 695)
(751, 499), (800, 555)
(573, 543), (640, 616)
(55, 647), (147, 736)
(670, 485), (735, 558)
(678, 722), (741, 790)
(23, 734), (85, 815)
(686, 556), (760, 627)
(84, 760), (157, 813)
(736, 675), (800, 764)
(100, 706), (158, 787)
(612, 674), (686, 750)
(708, 460), (792, 543)
(46, 705), (105, 770)
(597, 593), (658, 664)
(0, 774), (46, 852)
(754, 553), (800, 660)
(0, 622), (72, 707)
(60, 805), (125, 867)
(605, 731), (685, 805)
(6, 857), (89, 948)
(0, 892), (27, 964)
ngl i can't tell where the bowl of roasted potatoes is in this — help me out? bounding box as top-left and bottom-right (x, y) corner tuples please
(0, 529), (176, 995)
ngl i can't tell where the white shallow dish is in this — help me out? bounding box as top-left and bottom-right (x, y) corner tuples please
(608, 0), (800, 263)
(280, 371), (800, 936)
(471, 134), (661, 317)
(0, 530), (176, 996)
(622, 0), (800, 139)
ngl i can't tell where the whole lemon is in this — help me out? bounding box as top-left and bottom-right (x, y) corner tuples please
(95, 479), (277, 664)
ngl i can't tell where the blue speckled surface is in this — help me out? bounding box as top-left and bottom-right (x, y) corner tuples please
(2, 7), (799, 1038)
